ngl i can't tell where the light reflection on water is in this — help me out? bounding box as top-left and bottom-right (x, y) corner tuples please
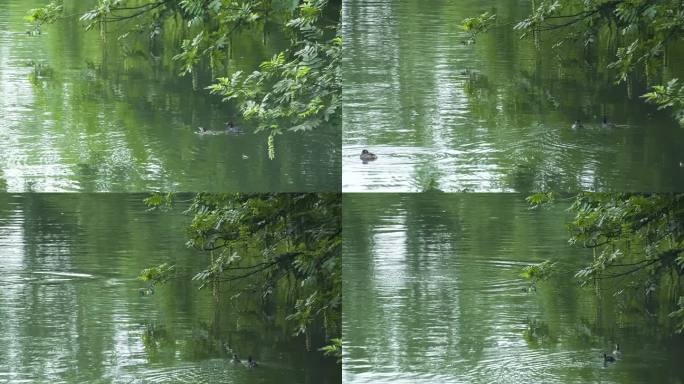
(0, 0), (340, 192)
(343, 194), (684, 384)
(342, 0), (684, 192)
(0, 194), (339, 383)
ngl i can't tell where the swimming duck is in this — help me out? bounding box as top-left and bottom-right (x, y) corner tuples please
(197, 126), (207, 134)
(138, 286), (154, 296)
(232, 354), (241, 363)
(601, 116), (616, 129)
(612, 344), (622, 358)
(225, 121), (244, 135)
(603, 353), (616, 363)
(571, 120), (583, 130)
(360, 149), (377, 162)
(247, 356), (257, 368)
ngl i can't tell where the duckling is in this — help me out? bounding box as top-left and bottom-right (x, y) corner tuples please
(612, 344), (622, 358)
(360, 149), (377, 162)
(246, 355), (257, 368)
(603, 353), (616, 363)
(571, 120), (583, 130)
(232, 354), (241, 363)
(601, 116), (616, 129)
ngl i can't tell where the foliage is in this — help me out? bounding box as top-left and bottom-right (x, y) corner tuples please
(319, 337), (341, 363)
(146, 192), (342, 356)
(460, 11), (496, 45)
(465, 1), (684, 126)
(139, 262), (176, 285)
(25, 0), (63, 34)
(143, 192), (175, 207)
(560, 193), (684, 331)
(642, 79), (684, 127)
(27, 0), (341, 153)
(207, 0), (341, 142)
(520, 260), (556, 292)
(521, 260), (556, 282)
(526, 192), (558, 209)
(670, 297), (684, 334)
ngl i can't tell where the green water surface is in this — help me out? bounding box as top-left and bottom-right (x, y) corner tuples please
(0, 1), (340, 192)
(342, 0), (684, 192)
(343, 194), (684, 383)
(0, 194), (340, 383)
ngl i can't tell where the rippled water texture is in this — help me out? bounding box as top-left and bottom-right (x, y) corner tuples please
(0, 194), (339, 383)
(342, 0), (684, 192)
(0, 1), (340, 192)
(343, 194), (684, 383)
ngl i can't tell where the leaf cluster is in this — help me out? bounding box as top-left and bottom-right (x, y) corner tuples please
(460, 11), (496, 45)
(567, 193), (684, 329)
(467, 0), (684, 126)
(183, 193), (342, 352)
(28, 0), (341, 147)
(138, 262), (176, 285)
(207, 0), (341, 140)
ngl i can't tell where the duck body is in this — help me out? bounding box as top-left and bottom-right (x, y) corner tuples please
(601, 116), (616, 129)
(603, 353), (616, 362)
(224, 121), (244, 135)
(232, 354), (241, 364)
(246, 356), (257, 368)
(612, 344), (622, 358)
(196, 122), (244, 135)
(572, 120), (583, 130)
(360, 149), (377, 162)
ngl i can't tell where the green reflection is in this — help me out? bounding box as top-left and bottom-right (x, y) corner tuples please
(342, 0), (684, 192)
(343, 193), (684, 384)
(0, 0), (340, 192)
(0, 193), (340, 383)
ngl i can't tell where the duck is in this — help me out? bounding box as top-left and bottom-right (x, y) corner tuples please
(601, 116), (616, 129)
(138, 286), (155, 296)
(612, 344), (622, 358)
(197, 126), (208, 134)
(360, 149), (377, 162)
(232, 354), (241, 363)
(225, 121), (244, 135)
(603, 353), (616, 363)
(571, 120), (583, 130)
(246, 355), (257, 368)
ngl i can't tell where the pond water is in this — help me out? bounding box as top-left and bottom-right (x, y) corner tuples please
(0, 194), (340, 383)
(343, 194), (684, 383)
(342, 0), (684, 192)
(0, 0), (340, 192)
